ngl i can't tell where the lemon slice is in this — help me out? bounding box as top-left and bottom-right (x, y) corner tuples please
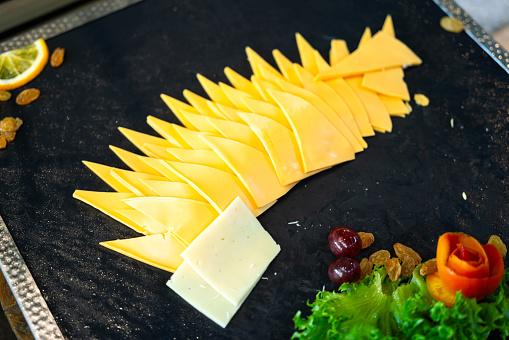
(0, 38), (49, 91)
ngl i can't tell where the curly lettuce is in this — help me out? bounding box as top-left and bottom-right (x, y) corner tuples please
(292, 266), (509, 339)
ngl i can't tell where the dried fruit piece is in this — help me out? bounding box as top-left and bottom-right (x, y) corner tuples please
(420, 258), (437, 276)
(16, 88), (40, 105)
(369, 249), (391, 265)
(488, 235), (507, 258)
(1, 117), (18, 131)
(440, 17), (464, 33)
(0, 90), (11, 101)
(359, 258), (373, 280)
(358, 232), (374, 249)
(386, 258), (401, 281)
(0, 116), (23, 148)
(3, 131), (16, 142)
(394, 243), (422, 265)
(401, 258), (415, 277)
(0, 135), (6, 149)
(50, 47), (65, 67)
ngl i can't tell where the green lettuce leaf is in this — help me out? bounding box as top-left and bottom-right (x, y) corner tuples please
(292, 266), (509, 340)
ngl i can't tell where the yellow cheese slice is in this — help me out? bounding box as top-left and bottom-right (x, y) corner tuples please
(379, 95), (410, 117)
(177, 110), (221, 134)
(100, 232), (185, 273)
(268, 89), (355, 172)
(161, 161), (262, 214)
(316, 31), (422, 80)
(118, 127), (178, 156)
(274, 76), (363, 153)
(160, 94), (198, 130)
(204, 115), (266, 153)
(166, 148), (234, 174)
(293, 64), (367, 149)
(313, 50), (330, 74)
(181, 196), (280, 306)
(238, 111), (318, 186)
(146, 115), (191, 148)
(296, 33), (319, 75)
(123, 197), (219, 246)
(241, 97), (292, 130)
(224, 67), (262, 99)
(138, 179), (207, 202)
(109, 145), (163, 176)
(405, 101), (413, 113)
(218, 83), (254, 111)
(183, 90), (227, 119)
(250, 75), (280, 105)
(171, 124), (214, 150)
(245, 46), (283, 80)
(212, 102), (247, 124)
(344, 76), (393, 133)
(73, 190), (146, 234)
(382, 14), (395, 37)
(324, 78), (374, 137)
(361, 67), (410, 101)
(272, 49), (302, 86)
(201, 135), (294, 208)
(82, 161), (131, 193)
(138, 156), (185, 182)
(197, 74), (235, 107)
(139, 143), (176, 160)
(116, 209), (168, 235)
(358, 27), (372, 48)
(329, 39), (349, 66)
(110, 168), (168, 196)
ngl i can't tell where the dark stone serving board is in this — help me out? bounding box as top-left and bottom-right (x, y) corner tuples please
(0, 0), (508, 338)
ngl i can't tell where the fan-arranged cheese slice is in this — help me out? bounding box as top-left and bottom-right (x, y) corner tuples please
(382, 14), (395, 37)
(272, 49), (301, 86)
(358, 27), (372, 48)
(122, 197), (219, 245)
(213, 102), (246, 124)
(218, 83), (254, 111)
(146, 115), (191, 148)
(137, 156), (184, 182)
(109, 146), (163, 176)
(166, 147), (234, 174)
(245, 46), (283, 80)
(250, 75), (280, 105)
(171, 124), (214, 150)
(313, 50), (330, 74)
(316, 31), (422, 80)
(160, 93), (198, 130)
(379, 95), (410, 117)
(118, 127), (178, 156)
(268, 89), (355, 172)
(224, 67), (262, 99)
(296, 33), (319, 75)
(201, 135), (295, 208)
(72, 190), (146, 234)
(241, 97), (292, 130)
(101, 232), (185, 273)
(180, 196), (280, 306)
(138, 180), (207, 202)
(177, 110), (221, 134)
(82, 161), (131, 193)
(110, 168), (168, 196)
(140, 142), (176, 160)
(361, 67), (410, 101)
(183, 90), (227, 119)
(197, 74), (235, 107)
(329, 39), (349, 66)
(345, 76), (393, 133)
(116, 209), (168, 235)
(204, 115), (266, 153)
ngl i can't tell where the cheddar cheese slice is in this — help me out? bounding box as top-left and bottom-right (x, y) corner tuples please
(101, 232), (185, 273)
(140, 143), (177, 160)
(122, 197), (219, 245)
(197, 74), (235, 107)
(110, 168), (168, 196)
(272, 49), (301, 86)
(171, 124), (213, 150)
(214, 103), (246, 124)
(201, 135), (295, 208)
(329, 39), (349, 66)
(218, 83), (254, 112)
(382, 14), (395, 37)
(82, 161), (131, 193)
(313, 50), (330, 73)
(224, 67), (262, 99)
(146, 115), (191, 148)
(138, 180), (207, 202)
(361, 67), (410, 101)
(250, 75), (280, 105)
(177, 110), (221, 134)
(109, 146), (163, 176)
(183, 90), (227, 119)
(118, 127), (177, 156)
(181, 196), (280, 306)
(73, 190), (146, 234)
(160, 94), (198, 130)
(245, 46), (283, 80)
(166, 147), (234, 174)
(204, 116), (266, 153)
(316, 31), (422, 80)
(358, 27), (372, 48)
(116, 209), (168, 235)
(138, 156), (185, 182)
(268, 89), (355, 172)
(241, 97), (292, 130)
(296, 33), (319, 75)
(379, 95), (410, 117)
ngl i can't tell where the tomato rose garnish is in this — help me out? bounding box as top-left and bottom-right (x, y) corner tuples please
(426, 232), (504, 306)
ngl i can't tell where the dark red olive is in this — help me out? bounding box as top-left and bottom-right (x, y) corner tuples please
(328, 227), (362, 258)
(328, 257), (361, 285)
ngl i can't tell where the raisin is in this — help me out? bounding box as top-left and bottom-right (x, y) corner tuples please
(488, 235), (507, 258)
(0, 90), (11, 101)
(369, 249), (391, 265)
(419, 258), (437, 276)
(358, 232), (374, 249)
(0, 117), (18, 131)
(401, 258), (416, 277)
(359, 258), (373, 280)
(16, 88), (40, 105)
(50, 47), (65, 67)
(386, 258), (402, 282)
(0, 135), (6, 149)
(440, 17), (464, 33)
(3, 131), (16, 142)
(394, 243), (422, 265)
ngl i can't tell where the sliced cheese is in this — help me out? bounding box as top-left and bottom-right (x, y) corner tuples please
(214, 102), (246, 124)
(358, 27), (372, 48)
(197, 74), (235, 107)
(241, 97), (292, 130)
(160, 93), (198, 130)
(316, 31), (422, 80)
(171, 124), (213, 150)
(100, 232), (185, 273)
(218, 83), (254, 111)
(296, 33), (319, 75)
(181, 196), (280, 306)
(109, 145), (163, 176)
(177, 110), (221, 134)
(146, 115), (191, 148)
(245, 46), (283, 80)
(138, 179), (207, 202)
(204, 115), (266, 153)
(250, 75), (280, 105)
(329, 39), (349, 66)
(361, 67), (410, 101)
(382, 14), (395, 37)
(313, 50), (330, 73)
(166, 147), (234, 174)
(72, 190), (146, 234)
(138, 156), (185, 182)
(201, 135), (295, 208)
(82, 161), (131, 193)
(183, 90), (227, 119)
(272, 49), (301, 86)
(141, 142), (177, 160)
(116, 209), (168, 235)
(123, 197), (219, 245)
(379, 95), (410, 117)
(110, 168), (168, 196)
(118, 127), (177, 156)
(345, 76), (393, 133)
(224, 67), (262, 99)
(268, 89), (355, 172)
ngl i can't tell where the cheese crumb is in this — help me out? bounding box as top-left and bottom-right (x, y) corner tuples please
(414, 94), (430, 107)
(450, 118), (454, 128)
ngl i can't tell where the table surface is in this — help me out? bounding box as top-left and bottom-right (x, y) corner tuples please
(0, 0), (509, 339)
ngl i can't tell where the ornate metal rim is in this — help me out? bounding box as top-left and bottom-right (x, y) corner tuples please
(434, 0), (509, 74)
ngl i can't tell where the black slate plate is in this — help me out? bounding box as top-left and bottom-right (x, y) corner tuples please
(1, 0), (508, 339)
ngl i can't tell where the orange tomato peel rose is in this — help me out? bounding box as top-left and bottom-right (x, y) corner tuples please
(426, 232), (504, 306)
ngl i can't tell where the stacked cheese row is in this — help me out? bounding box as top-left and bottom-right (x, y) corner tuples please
(72, 15), (421, 324)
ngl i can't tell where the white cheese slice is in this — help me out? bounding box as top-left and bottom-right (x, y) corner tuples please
(180, 196), (280, 306)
